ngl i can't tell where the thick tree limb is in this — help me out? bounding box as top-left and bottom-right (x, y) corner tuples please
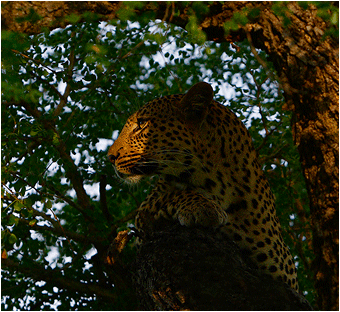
(135, 225), (313, 310)
(1, 1), (121, 34)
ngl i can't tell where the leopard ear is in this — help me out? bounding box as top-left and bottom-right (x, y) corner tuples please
(177, 82), (214, 123)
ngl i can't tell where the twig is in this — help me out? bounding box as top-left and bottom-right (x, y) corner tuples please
(18, 218), (104, 245)
(53, 33), (76, 117)
(257, 143), (289, 164)
(100, 174), (112, 222)
(48, 207), (77, 255)
(7, 171), (89, 218)
(255, 121), (283, 153)
(169, 2), (175, 23)
(258, 102), (269, 136)
(120, 40), (145, 60)
(162, 2), (171, 22)
(242, 59), (270, 136)
(245, 29), (276, 82)
(16, 100), (94, 216)
(11, 49), (57, 74)
(30, 71), (62, 100)
(107, 208), (138, 241)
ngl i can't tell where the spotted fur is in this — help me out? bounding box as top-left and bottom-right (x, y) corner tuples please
(108, 82), (298, 290)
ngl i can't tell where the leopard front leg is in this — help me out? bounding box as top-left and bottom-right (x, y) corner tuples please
(171, 192), (228, 227)
(135, 188), (228, 232)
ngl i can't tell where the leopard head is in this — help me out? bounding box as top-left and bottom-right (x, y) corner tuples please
(108, 81), (255, 196)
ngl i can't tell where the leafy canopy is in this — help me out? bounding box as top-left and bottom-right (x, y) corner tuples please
(2, 9), (314, 310)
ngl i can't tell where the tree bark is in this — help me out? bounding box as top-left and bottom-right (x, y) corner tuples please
(134, 224), (312, 310)
(2, 1), (338, 310)
(226, 4), (339, 310)
(1, 1), (121, 34)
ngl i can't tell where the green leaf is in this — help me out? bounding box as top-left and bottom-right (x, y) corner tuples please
(233, 11), (249, 26)
(45, 200), (52, 210)
(65, 13), (82, 24)
(116, 2), (144, 21)
(330, 11), (338, 25)
(24, 198), (33, 208)
(223, 20), (239, 34)
(8, 233), (17, 244)
(8, 215), (18, 226)
(29, 220), (37, 226)
(185, 14), (207, 45)
(14, 201), (24, 212)
(106, 31), (113, 39)
(52, 133), (60, 145)
(247, 7), (261, 20)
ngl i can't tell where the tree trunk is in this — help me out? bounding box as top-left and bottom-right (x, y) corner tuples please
(235, 4), (339, 310)
(2, 1), (338, 310)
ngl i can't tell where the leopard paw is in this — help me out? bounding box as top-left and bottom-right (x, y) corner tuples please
(175, 203), (228, 228)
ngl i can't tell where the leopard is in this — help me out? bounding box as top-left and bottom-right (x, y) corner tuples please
(108, 82), (298, 291)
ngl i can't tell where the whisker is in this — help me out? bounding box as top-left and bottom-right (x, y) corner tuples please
(143, 148), (204, 166)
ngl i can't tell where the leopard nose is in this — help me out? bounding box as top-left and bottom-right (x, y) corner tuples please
(108, 145), (121, 163)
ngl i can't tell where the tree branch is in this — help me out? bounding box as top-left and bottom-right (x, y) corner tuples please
(17, 100), (93, 214)
(2, 258), (117, 302)
(17, 218), (105, 245)
(8, 170), (91, 220)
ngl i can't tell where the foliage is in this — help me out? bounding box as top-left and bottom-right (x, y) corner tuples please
(223, 1), (339, 39)
(2, 8), (314, 311)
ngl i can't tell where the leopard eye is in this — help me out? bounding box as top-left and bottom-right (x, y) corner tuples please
(136, 118), (147, 130)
